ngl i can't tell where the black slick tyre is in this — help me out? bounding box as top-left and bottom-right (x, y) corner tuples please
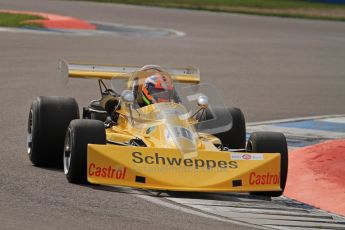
(247, 132), (288, 197)
(27, 96), (79, 167)
(213, 107), (246, 149)
(64, 119), (106, 184)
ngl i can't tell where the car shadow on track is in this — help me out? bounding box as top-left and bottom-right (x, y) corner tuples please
(32, 165), (272, 202)
(88, 183), (271, 203)
(87, 184), (154, 195)
(165, 191), (271, 202)
(32, 165), (63, 172)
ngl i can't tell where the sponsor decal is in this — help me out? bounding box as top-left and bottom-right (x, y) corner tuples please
(88, 163), (127, 180)
(249, 172), (280, 185)
(132, 151), (238, 170)
(231, 153), (264, 161)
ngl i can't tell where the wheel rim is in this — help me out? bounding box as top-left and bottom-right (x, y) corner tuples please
(27, 110), (33, 155)
(63, 128), (72, 175)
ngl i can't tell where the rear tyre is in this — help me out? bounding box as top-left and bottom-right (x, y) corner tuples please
(27, 96), (79, 167)
(213, 107), (246, 149)
(247, 132), (288, 197)
(64, 119), (106, 184)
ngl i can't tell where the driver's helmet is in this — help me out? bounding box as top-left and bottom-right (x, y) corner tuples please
(141, 72), (175, 105)
(132, 65), (179, 107)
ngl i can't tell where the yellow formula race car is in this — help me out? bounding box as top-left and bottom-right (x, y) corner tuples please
(27, 60), (288, 197)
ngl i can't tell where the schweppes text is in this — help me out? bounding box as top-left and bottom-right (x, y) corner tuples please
(132, 152), (238, 170)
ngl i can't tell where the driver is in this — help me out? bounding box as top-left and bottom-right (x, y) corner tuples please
(132, 65), (180, 107)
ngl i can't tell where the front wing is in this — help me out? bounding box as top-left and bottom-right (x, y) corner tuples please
(87, 145), (281, 192)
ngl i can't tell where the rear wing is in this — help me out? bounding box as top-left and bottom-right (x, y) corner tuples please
(58, 59), (200, 84)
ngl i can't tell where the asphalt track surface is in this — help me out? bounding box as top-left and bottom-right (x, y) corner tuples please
(0, 0), (345, 229)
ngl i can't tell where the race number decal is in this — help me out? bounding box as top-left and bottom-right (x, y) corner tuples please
(166, 126), (195, 141)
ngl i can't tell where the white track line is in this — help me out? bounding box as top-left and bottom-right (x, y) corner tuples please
(247, 114), (345, 126)
(247, 125), (345, 139)
(134, 193), (271, 230)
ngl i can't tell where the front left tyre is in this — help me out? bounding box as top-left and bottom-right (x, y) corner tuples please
(27, 96), (79, 167)
(64, 119), (106, 184)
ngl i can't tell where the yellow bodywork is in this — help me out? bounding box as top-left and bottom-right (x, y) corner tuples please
(87, 145), (281, 192)
(87, 102), (282, 192)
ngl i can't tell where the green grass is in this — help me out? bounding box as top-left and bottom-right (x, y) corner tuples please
(0, 13), (43, 28)
(77, 0), (345, 21)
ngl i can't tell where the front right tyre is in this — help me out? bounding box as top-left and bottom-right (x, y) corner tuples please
(247, 132), (288, 197)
